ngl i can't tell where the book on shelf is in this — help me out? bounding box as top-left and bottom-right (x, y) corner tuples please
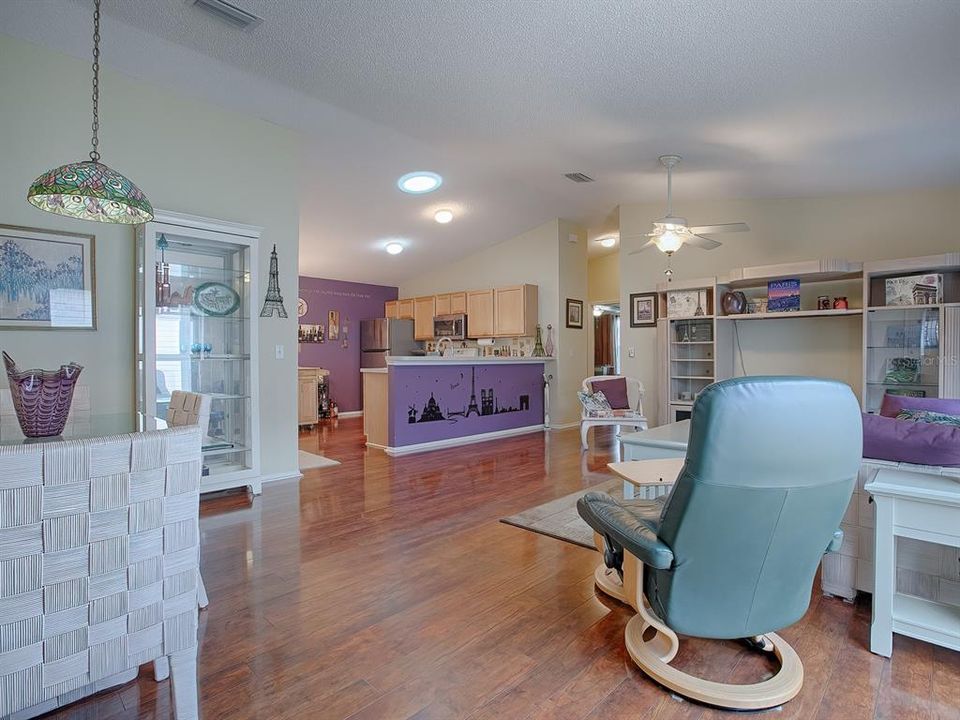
(767, 279), (801, 312)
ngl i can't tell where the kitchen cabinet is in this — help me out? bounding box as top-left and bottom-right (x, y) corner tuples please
(385, 300), (399, 319)
(435, 292), (467, 316)
(494, 284), (538, 337)
(396, 298), (415, 320)
(467, 289), (495, 337)
(413, 296), (436, 340)
(298, 372), (319, 427)
(449, 292), (467, 314)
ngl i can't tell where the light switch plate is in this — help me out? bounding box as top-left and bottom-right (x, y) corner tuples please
(628, 347), (635, 358)
(275, 344), (284, 359)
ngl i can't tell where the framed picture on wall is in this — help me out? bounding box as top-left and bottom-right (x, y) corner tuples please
(328, 310), (340, 340)
(629, 292), (658, 327)
(565, 298), (584, 329)
(0, 224), (96, 330)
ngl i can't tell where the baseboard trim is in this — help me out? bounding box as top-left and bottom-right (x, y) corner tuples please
(337, 410), (363, 418)
(260, 470), (303, 485)
(369, 424), (546, 456)
(547, 421), (580, 430)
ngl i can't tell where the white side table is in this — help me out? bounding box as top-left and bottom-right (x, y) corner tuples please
(866, 468), (960, 657)
(619, 420), (689, 499)
(590, 458), (685, 603)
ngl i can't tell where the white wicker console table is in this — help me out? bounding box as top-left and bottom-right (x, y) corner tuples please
(0, 425), (201, 719)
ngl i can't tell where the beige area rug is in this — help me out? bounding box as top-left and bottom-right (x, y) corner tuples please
(298, 450), (340, 470)
(500, 478), (624, 549)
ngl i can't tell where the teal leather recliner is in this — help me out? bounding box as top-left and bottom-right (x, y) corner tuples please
(578, 377), (862, 709)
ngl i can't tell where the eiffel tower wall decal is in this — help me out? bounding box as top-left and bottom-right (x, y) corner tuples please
(260, 244), (289, 318)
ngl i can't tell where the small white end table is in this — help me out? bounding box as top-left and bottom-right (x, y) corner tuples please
(866, 467), (960, 657)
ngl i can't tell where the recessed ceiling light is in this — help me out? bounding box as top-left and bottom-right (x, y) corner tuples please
(598, 236), (617, 248)
(434, 209), (454, 224)
(397, 171), (442, 194)
(385, 242), (404, 255)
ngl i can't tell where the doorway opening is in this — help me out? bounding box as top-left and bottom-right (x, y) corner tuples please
(593, 303), (620, 375)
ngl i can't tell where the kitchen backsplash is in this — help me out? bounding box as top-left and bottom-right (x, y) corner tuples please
(424, 336), (545, 358)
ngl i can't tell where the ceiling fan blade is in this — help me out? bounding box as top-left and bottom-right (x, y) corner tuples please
(686, 234), (722, 250)
(627, 238), (658, 256)
(688, 222), (749, 235)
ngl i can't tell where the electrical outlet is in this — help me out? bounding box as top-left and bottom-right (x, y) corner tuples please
(275, 344), (284, 360)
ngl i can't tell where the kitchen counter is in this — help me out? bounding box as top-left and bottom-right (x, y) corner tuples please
(362, 358), (548, 455)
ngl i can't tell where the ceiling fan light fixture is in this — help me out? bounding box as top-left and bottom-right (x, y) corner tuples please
(654, 230), (684, 254)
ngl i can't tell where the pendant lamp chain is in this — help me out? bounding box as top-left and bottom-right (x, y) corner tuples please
(90, 0), (101, 163)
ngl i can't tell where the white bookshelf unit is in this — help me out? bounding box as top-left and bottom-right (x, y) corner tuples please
(137, 210), (263, 495)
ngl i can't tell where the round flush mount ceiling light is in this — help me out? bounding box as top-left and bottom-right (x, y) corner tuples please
(397, 171), (442, 194)
(385, 241), (404, 255)
(434, 209), (454, 224)
(598, 236), (617, 248)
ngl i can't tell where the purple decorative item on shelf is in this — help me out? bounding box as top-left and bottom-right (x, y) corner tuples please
(3, 351), (83, 437)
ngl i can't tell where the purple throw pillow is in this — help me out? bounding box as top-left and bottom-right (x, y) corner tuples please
(880, 394), (960, 419)
(591, 377), (630, 410)
(862, 412), (960, 467)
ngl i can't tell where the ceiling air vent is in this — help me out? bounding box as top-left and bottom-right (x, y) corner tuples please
(564, 172), (594, 183)
(191, 0), (263, 30)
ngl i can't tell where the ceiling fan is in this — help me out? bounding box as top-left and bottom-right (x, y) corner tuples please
(627, 155), (749, 257)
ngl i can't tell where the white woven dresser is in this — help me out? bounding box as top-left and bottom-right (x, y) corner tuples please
(0, 426), (201, 719)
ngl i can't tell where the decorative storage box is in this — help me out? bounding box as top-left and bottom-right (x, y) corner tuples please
(0, 427), (201, 719)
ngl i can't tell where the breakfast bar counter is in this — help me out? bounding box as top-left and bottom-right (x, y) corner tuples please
(361, 357), (551, 455)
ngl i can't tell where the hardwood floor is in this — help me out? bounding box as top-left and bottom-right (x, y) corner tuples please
(52, 419), (958, 719)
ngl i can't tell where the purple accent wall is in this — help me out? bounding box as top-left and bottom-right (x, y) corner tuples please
(388, 363), (545, 447)
(298, 276), (398, 412)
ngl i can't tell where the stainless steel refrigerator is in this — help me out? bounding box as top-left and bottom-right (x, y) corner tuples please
(360, 318), (419, 367)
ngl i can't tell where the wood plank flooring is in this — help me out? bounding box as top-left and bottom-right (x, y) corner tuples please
(52, 419), (958, 719)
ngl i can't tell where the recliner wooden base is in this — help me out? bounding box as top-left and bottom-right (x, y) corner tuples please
(591, 542), (804, 710)
(625, 600), (804, 710)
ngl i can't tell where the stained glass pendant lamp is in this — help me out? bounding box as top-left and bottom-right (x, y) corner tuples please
(26, 0), (153, 224)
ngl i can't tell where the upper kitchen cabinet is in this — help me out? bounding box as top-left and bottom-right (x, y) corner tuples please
(436, 292), (467, 316)
(396, 298), (415, 320)
(494, 284), (538, 337)
(385, 300), (399, 318)
(467, 289), (495, 337)
(413, 295), (437, 340)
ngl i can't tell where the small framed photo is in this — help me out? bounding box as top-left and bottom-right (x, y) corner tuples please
(565, 298), (584, 329)
(629, 293), (658, 327)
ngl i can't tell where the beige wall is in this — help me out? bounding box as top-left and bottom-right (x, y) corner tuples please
(557, 221), (590, 425)
(588, 252), (620, 303)
(0, 35), (301, 480)
(619, 186), (960, 425)
(401, 218), (590, 426)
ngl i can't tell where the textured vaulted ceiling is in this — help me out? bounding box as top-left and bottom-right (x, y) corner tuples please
(3, 0), (959, 283)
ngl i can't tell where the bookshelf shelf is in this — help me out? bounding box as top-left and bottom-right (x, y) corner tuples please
(718, 308), (863, 320)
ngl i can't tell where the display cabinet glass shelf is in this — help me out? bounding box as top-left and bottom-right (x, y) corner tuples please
(137, 211), (261, 494)
(864, 307), (941, 413)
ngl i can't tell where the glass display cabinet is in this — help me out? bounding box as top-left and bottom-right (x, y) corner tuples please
(137, 211), (261, 494)
(863, 255), (960, 415)
(864, 307), (941, 413)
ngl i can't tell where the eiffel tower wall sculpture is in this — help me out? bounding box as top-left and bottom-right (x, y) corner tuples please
(260, 244), (289, 318)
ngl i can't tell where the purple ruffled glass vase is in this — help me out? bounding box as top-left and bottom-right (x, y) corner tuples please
(3, 351), (83, 438)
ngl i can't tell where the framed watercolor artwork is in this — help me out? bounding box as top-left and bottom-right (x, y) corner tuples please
(566, 298), (584, 329)
(629, 293), (658, 327)
(0, 224), (96, 330)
